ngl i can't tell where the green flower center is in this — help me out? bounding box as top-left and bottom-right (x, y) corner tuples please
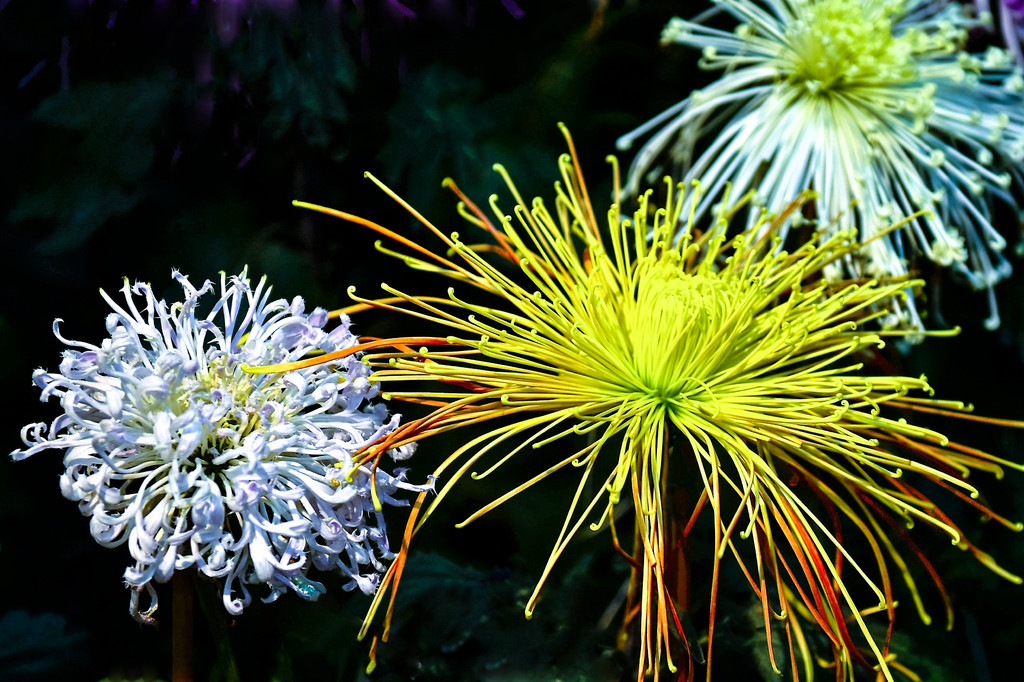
(164, 357), (265, 467)
(629, 262), (739, 403)
(784, 0), (915, 94)
(195, 358), (256, 408)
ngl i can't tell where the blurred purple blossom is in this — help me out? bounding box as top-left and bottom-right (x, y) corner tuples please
(979, 0), (1024, 65)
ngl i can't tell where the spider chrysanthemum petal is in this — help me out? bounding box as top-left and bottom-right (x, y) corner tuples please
(289, 127), (1022, 681)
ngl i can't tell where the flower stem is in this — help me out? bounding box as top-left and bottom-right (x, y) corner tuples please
(194, 574), (241, 682)
(173, 569), (194, 682)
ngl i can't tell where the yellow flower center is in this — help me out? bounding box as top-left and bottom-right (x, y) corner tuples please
(164, 356), (263, 465)
(196, 357), (256, 408)
(613, 247), (745, 420)
(784, 0), (915, 94)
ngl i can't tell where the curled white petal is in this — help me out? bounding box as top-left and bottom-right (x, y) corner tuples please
(10, 269), (431, 623)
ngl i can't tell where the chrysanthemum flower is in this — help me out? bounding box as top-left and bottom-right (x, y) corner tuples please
(616, 0), (1024, 333)
(264, 126), (1023, 680)
(11, 270), (429, 623)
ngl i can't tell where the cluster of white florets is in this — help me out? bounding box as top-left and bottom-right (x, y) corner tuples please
(12, 270), (429, 622)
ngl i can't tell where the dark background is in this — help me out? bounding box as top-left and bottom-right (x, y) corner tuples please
(1, 1), (1023, 680)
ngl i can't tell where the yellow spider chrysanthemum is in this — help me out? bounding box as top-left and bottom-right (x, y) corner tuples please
(252, 126), (1022, 681)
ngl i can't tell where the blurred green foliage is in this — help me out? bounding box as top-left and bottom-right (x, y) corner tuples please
(11, 78), (172, 252)
(224, 3), (357, 159)
(0, 611), (87, 681)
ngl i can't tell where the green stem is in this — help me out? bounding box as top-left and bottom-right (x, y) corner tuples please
(194, 574), (241, 682)
(173, 570), (194, 682)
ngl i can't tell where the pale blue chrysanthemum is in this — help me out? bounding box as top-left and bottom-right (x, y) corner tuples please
(617, 0), (1024, 333)
(11, 269), (429, 623)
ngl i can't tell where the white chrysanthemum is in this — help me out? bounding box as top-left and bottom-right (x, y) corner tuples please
(617, 0), (1024, 332)
(11, 269), (430, 623)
